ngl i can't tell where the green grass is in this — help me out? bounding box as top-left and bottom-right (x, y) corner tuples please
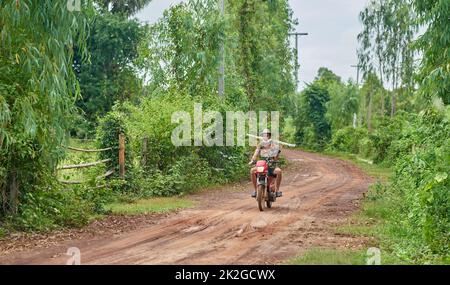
(105, 197), (195, 215)
(288, 248), (407, 265)
(0, 227), (6, 239)
(323, 150), (391, 181)
(287, 248), (368, 265)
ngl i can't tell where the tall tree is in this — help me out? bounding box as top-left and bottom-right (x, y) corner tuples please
(143, 0), (296, 113)
(294, 69), (331, 150)
(325, 81), (360, 131)
(96, 0), (153, 16)
(360, 72), (384, 132)
(412, 0), (450, 105)
(74, 12), (146, 126)
(358, 0), (416, 116)
(0, 0), (90, 214)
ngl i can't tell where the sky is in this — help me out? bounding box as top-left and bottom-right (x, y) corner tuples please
(135, 0), (369, 90)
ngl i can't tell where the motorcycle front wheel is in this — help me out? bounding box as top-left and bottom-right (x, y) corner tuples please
(257, 184), (265, 211)
(266, 194), (272, 208)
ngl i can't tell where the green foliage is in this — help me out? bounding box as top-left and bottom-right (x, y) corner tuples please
(287, 248), (368, 265)
(412, 0), (450, 104)
(358, 0), (417, 115)
(281, 116), (296, 144)
(329, 106), (450, 262)
(359, 72), (386, 131)
(143, 0), (226, 98)
(73, 11), (147, 131)
(137, 155), (212, 197)
(0, 0), (91, 215)
(326, 82), (360, 130)
(328, 127), (368, 154)
(143, 0), (296, 112)
(96, 0), (153, 17)
(229, 0), (296, 111)
(294, 83), (331, 150)
(12, 184), (90, 231)
(96, 107), (133, 181)
(387, 108), (450, 259)
(123, 94), (248, 197)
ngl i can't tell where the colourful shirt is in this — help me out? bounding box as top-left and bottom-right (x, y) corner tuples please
(257, 139), (281, 158)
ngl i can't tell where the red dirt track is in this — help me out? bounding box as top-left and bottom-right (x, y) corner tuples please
(0, 149), (373, 264)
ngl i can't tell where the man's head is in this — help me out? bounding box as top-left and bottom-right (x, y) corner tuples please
(261, 129), (271, 141)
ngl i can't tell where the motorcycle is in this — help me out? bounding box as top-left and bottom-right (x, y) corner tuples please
(252, 158), (278, 211)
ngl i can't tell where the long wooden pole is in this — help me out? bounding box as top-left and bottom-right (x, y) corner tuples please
(65, 146), (112, 153)
(246, 134), (296, 147)
(58, 159), (111, 170)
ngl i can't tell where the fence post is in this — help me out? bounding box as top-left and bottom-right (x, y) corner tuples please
(119, 133), (125, 179)
(141, 137), (148, 167)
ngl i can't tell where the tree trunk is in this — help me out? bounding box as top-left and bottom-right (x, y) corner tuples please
(6, 169), (19, 215)
(391, 72), (397, 117)
(367, 91), (373, 132)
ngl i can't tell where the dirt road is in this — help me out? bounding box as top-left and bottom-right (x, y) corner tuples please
(0, 149), (373, 265)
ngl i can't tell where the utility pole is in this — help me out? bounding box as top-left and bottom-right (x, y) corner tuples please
(351, 64), (362, 86)
(218, 0), (225, 98)
(289, 32), (308, 88)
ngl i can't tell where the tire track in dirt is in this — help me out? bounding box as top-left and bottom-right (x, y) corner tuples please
(0, 149), (373, 265)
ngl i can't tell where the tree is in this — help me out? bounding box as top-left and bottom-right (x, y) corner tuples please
(143, 0), (296, 114)
(142, 0), (224, 99)
(73, 12), (146, 127)
(360, 72), (384, 132)
(412, 0), (450, 105)
(294, 83), (331, 150)
(0, 0), (90, 214)
(326, 81), (360, 131)
(96, 0), (153, 16)
(315, 67), (342, 87)
(227, 0), (296, 112)
(358, 0), (416, 116)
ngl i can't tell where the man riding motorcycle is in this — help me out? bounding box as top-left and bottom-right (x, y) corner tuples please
(249, 129), (283, 198)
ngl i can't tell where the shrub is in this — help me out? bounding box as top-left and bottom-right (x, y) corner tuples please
(96, 108), (133, 177)
(12, 183), (92, 231)
(328, 126), (368, 154)
(387, 108), (450, 259)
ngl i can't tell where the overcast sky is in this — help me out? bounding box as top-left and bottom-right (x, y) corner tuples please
(135, 0), (369, 90)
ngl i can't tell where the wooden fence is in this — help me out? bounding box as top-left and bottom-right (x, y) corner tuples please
(58, 134), (126, 185)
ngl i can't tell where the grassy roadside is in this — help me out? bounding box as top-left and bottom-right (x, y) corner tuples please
(323, 151), (391, 181)
(287, 150), (407, 265)
(105, 196), (195, 215)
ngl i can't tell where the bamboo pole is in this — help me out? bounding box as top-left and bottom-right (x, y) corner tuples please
(65, 146), (112, 153)
(246, 134), (296, 147)
(57, 159), (111, 170)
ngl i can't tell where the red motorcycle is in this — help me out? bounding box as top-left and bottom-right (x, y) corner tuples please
(253, 158), (277, 211)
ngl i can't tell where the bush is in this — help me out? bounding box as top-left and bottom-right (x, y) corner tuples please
(137, 154), (212, 197)
(328, 126), (368, 154)
(12, 184), (92, 231)
(96, 108), (133, 178)
(95, 93), (249, 198)
(368, 113), (413, 164)
(386, 108), (450, 260)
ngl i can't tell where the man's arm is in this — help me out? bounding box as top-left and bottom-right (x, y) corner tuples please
(274, 144), (282, 160)
(251, 147), (260, 162)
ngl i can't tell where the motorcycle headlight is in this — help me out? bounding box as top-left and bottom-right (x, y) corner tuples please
(257, 166), (265, 172)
